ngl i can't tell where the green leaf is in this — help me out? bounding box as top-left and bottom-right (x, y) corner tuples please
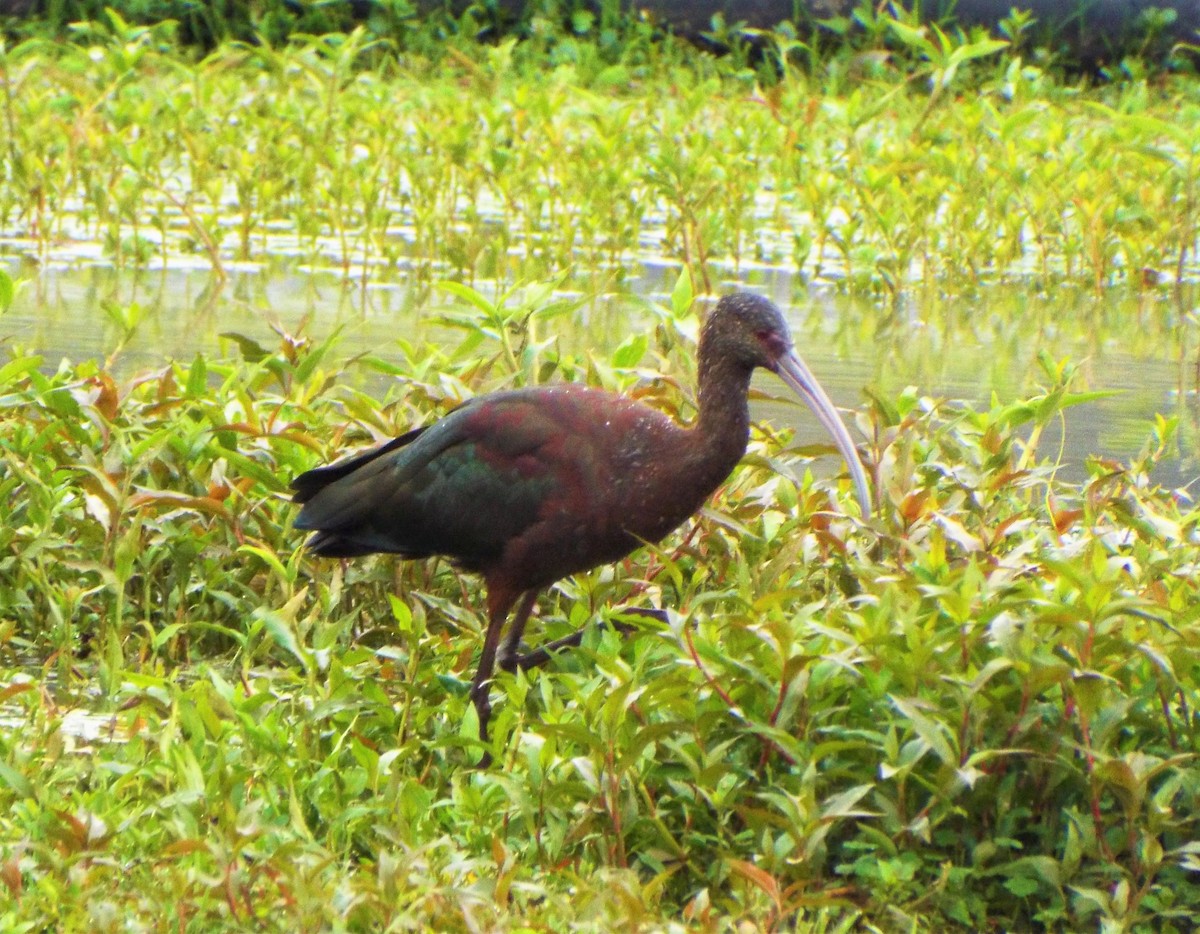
(0, 760), (34, 798)
(238, 545), (291, 584)
(185, 354), (208, 397)
(0, 354), (43, 387)
(887, 19), (933, 55)
(388, 594), (413, 633)
(253, 607), (311, 671)
(611, 334), (648, 369)
(949, 39), (1008, 66)
(820, 783), (874, 819)
(0, 267), (14, 312)
(436, 674), (471, 697)
(221, 332), (270, 363)
(1003, 876), (1040, 897)
(152, 623), (186, 649)
(293, 326), (342, 386)
(436, 280), (496, 317)
(670, 267), (694, 318)
(890, 695), (957, 766)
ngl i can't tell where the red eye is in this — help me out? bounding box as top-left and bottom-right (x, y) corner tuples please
(755, 329), (787, 357)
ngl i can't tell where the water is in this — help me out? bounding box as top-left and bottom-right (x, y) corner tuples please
(3, 259), (1198, 491)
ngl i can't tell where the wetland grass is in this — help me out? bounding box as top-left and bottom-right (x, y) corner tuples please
(2, 14), (1200, 290)
(1, 12), (1199, 931)
(1, 297), (1197, 930)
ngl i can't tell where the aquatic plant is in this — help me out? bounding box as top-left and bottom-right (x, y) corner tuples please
(1, 291), (1198, 929)
(2, 17), (1199, 292)
(2, 9), (1200, 930)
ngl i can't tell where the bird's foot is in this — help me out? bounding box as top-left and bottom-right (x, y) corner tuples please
(613, 606), (669, 625)
(469, 684), (494, 767)
(502, 606), (664, 672)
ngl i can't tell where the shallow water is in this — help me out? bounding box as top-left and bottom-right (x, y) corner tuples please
(3, 259), (1198, 491)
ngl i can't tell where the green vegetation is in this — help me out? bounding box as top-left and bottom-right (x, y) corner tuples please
(1, 7), (1199, 931)
(3, 7), (1199, 292)
(3, 287), (1197, 931)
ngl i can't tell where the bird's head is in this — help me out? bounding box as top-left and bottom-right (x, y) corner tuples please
(702, 292), (872, 516)
(700, 291), (796, 372)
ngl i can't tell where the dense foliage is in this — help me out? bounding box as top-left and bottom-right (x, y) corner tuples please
(2, 9), (1199, 295)
(1, 0), (1191, 73)
(1, 8), (1199, 931)
(0, 281), (1197, 929)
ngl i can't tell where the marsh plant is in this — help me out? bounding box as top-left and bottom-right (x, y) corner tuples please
(0, 284), (1197, 929)
(2, 12), (1200, 292)
(1, 6), (1200, 931)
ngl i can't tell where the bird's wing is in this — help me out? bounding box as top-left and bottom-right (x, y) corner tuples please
(293, 392), (564, 566)
(290, 424), (428, 505)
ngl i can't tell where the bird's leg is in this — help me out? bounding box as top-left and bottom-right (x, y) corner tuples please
(496, 590), (540, 673)
(618, 606), (669, 626)
(470, 590), (515, 746)
(506, 606), (667, 672)
(470, 588), (536, 765)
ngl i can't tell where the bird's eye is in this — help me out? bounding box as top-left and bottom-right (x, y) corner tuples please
(755, 329), (786, 357)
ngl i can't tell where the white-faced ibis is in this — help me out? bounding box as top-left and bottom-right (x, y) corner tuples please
(292, 292), (871, 757)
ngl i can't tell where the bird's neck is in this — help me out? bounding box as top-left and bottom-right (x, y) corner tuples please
(691, 353), (754, 481)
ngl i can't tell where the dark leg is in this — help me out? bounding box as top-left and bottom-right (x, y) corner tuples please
(469, 589), (514, 748)
(496, 590), (541, 673)
(505, 605), (667, 672)
(470, 588), (536, 765)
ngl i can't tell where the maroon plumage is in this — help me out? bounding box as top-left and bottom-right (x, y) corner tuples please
(293, 292), (870, 760)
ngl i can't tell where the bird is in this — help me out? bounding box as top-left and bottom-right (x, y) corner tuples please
(292, 291), (871, 759)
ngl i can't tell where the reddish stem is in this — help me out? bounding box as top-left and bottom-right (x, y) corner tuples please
(683, 625), (795, 766)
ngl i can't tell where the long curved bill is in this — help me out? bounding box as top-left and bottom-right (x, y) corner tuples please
(774, 349), (872, 517)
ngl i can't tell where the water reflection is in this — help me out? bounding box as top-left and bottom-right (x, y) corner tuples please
(3, 261), (1198, 490)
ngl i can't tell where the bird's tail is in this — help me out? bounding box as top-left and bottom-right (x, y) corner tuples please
(291, 426), (426, 504)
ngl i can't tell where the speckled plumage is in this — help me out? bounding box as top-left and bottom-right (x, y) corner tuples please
(293, 292), (870, 761)
(295, 384), (743, 587)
